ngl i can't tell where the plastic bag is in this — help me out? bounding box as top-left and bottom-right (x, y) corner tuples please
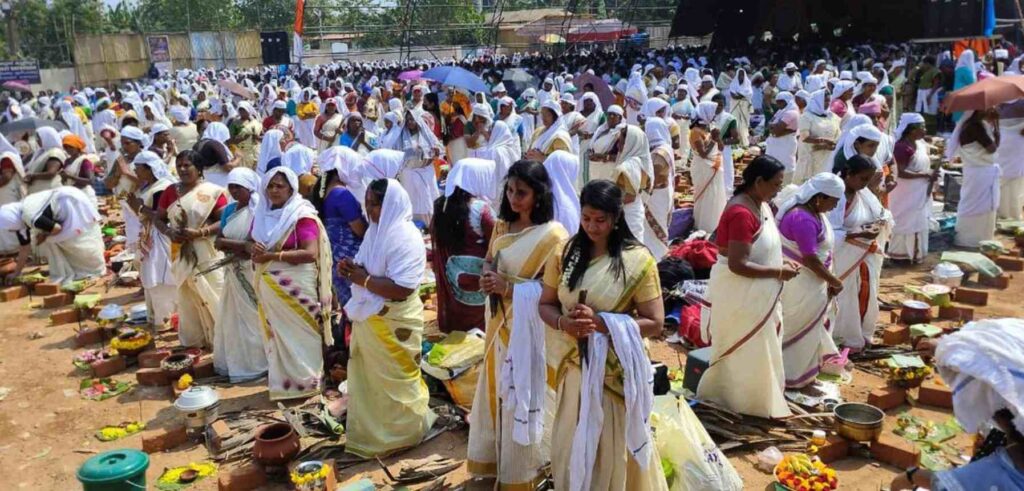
(651, 395), (744, 491)
(756, 446), (784, 472)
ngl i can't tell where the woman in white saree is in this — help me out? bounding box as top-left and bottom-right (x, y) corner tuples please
(0, 139), (26, 255)
(950, 109), (1001, 248)
(690, 101), (727, 234)
(795, 90), (840, 184)
(728, 69), (753, 148)
(644, 117), (675, 259)
(126, 151), (177, 328)
(399, 110), (443, 224)
(526, 100), (572, 162)
(155, 150), (228, 348)
(609, 125), (653, 248)
(697, 156), (797, 419)
(24, 127), (67, 195)
(251, 167), (332, 399)
(888, 113), (937, 263)
(777, 173), (845, 389)
(0, 186), (105, 286)
(828, 156), (893, 351)
(211, 168), (268, 382)
(339, 178), (436, 457)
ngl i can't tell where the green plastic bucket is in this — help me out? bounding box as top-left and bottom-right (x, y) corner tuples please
(76, 449), (149, 490)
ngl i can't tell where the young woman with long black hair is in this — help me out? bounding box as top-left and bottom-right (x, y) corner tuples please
(538, 179), (668, 490)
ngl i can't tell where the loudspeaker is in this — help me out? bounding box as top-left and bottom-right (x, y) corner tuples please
(261, 31), (290, 65)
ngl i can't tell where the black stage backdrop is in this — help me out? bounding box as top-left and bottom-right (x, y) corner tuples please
(670, 0), (987, 46)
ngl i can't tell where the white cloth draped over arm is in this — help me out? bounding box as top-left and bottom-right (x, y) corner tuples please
(498, 281), (547, 446)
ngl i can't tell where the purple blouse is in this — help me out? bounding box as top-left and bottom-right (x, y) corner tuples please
(779, 207), (829, 265)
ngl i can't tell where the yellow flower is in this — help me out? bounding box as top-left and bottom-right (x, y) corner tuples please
(157, 462), (217, 485)
(290, 463), (331, 486)
(177, 374), (193, 390)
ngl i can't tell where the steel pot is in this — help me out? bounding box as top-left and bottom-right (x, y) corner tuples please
(833, 402), (884, 442)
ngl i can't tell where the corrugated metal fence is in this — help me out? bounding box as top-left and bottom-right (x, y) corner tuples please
(74, 31), (263, 86)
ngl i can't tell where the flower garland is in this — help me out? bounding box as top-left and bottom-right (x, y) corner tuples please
(95, 422), (145, 441)
(110, 329), (152, 352)
(155, 462), (217, 491)
(290, 462), (331, 488)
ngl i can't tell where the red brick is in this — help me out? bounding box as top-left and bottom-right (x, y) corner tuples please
(49, 308), (80, 325)
(938, 305), (975, 321)
(193, 356), (215, 379)
(42, 292), (73, 309)
(209, 420), (231, 453)
(888, 310), (900, 324)
(817, 435), (850, 464)
(953, 287), (988, 306)
(136, 367), (170, 386)
(0, 285), (27, 302)
(871, 434), (920, 468)
(32, 282), (60, 295)
(918, 379), (953, 409)
(74, 327), (104, 347)
(217, 463), (267, 491)
(868, 386), (907, 411)
(881, 325), (910, 346)
(141, 425), (188, 453)
(138, 349), (172, 369)
(979, 273), (1011, 289)
(996, 256), (1024, 272)
(90, 356), (127, 378)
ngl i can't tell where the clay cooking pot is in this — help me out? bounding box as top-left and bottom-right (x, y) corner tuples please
(252, 423), (300, 466)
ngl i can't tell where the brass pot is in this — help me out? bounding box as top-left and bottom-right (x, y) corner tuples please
(833, 402), (884, 442)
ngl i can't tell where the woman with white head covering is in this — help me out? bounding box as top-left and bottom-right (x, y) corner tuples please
(827, 155), (893, 351)
(624, 71), (649, 124)
(126, 151), (177, 328)
(829, 80), (858, 128)
(310, 146), (367, 306)
(643, 116), (674, 258)
(610, 125), (654, 244)
(399, 109), (444, 223)
(281, 143), (316, 177)
(776, 172), (845, 388)
(765, 92), (801, 185)
(378, 111), (404, 151)
(312, 97), (343, 153)
(24, 126), (67, 195)
(949, 109), (1001, 248)
(795, 89), (841, 184)
(526, 100), (572, 161)
(497, 97), (524, 156)
(256, 128), (285, 175)
(888, 113), (936, 263)
(543, 150), (581, 234)
(0, 186), (105, 285)
(209, 167), (269, 382)
(338, 112), (378, 155)
(55, 100), (96, 154)
(518, 87), (539, 145)
(155, 150), (230, 348)
(778, 62), (803, 92)
(294, 87), (320, 148)
(340, 178), (437, 456)
(0, 137), (26, 255)
(250, 166), (333, 399)
(231, 101), (264, 169)
(691, 101), (728, 233)
(198, 121), (237, 187)
(430, 157), (496, 333)
(470, 117), (518, 199)
(728, 68), (753, 147)
(587, 105), (626, 183)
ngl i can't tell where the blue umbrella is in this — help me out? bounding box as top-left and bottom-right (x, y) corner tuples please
(422, 65), (489, 94)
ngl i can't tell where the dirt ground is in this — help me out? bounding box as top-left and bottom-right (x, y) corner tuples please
(0, 237), (1019, 490)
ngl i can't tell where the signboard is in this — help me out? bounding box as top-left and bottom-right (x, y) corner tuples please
(0, 60), (41, 84)
(146, 35), (172, 75)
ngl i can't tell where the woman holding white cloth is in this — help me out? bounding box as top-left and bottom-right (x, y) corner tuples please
(950, 109), (1001, 248)
(765, 92), (801, 185)
(690, 101), (727, 233)
(126, 151), (177, 328)
(888, 113), (938, 263)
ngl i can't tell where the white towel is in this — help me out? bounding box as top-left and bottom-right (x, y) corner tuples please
(568, 313), (654, 491)
(935, 318), (1024, 435)
(498, 281), (546, 446)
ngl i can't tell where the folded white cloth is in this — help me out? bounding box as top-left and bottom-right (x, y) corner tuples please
(568, 313), (654, 491)
(498, 281), (546, 446)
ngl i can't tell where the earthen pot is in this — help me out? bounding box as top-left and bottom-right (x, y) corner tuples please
(252, 423), (300, 466)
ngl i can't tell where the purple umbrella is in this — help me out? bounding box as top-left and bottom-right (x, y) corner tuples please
(398, 70), (424, 82)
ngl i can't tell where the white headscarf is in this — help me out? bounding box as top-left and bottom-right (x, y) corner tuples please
(345, 179), (425, 321)
(202, 121), (234, 160)
(257, 129), (284, 174)
(56, 101), (95, 153)
(806, 89), (830, 117)
(728, 69), (753, 100)
(0, 201), (21, 231)
(696, 101), (718, 125)
(644, 117), (672, 148)
(251, 167), (318, 247)
(894, 112), (925, 141)
(543, 150), (580, 234)
(226, 167), (261, 210)
(843, 124), (883, 160)
(281, 144), (316, 175)
(776, 172), (845, 219)
(379, 111), (404, 150)
(318, 145), (368, 204)
(531, 100), (567, 151)
(363, 148), (405, 180)
(133, 150), (175, 182)
(444, 157), (496, 203)
(771, 92), (798, 124)
(402, 110), (443, 158)
(832, 80), (856, 100)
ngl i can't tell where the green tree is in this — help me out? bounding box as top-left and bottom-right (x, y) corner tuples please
(14, 0), (107, 67)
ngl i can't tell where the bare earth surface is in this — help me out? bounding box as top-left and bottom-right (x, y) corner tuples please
(0, 239), (1018, 490)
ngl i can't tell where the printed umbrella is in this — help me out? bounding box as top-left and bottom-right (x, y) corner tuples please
(574, 72), (616, 109)
(398, 70), (424, 81)
(422, 66), (489, 94)
(942, 75), (1024, 113)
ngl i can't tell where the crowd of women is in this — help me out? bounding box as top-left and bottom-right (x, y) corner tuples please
(0, 42), (1019, 488)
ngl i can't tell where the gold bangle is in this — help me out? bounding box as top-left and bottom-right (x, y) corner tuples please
(362, 275), (371, 289)
(556, 315), (564, 331)
(278, 252), (284, 262)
